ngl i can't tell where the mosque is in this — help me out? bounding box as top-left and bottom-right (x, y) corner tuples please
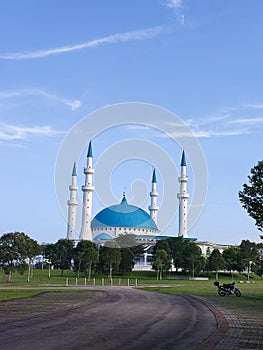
(66, 141), (228, 268)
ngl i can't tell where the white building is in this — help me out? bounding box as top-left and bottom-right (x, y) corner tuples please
(66, 142), (227, 268)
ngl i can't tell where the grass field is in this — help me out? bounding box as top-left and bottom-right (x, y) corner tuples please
(1, 268), (262, 315)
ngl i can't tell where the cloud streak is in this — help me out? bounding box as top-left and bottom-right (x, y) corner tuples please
(0, 26), (165, 60)
(0, 122), (64, 141)
(0, 88), (81, 110)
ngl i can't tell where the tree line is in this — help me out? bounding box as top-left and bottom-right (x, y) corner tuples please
(152, 237), (263, 280)
(0, 232), (143, 282)
(1, 232), (262, 283)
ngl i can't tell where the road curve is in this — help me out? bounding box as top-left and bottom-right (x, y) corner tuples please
(0, 288), (217, 350)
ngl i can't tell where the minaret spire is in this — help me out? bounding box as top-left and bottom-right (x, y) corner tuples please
(80, 141), (94, 240)
(148, 168), (159, 224)
(67, 161), (78, 240)
(177, 150), (189, 238)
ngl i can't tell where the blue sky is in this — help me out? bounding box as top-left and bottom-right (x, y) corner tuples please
(0, 0), (262, 245)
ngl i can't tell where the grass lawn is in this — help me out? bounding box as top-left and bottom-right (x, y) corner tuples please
(141, 282), (263, 317)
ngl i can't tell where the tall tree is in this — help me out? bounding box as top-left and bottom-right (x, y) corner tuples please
(252, 243), (263, 279)
(239, 239), (258, 280)
(152, 249), (171, 280)
(119, 248), (135, 274)
(222, 246), (240, 280)
(21, 234), (41, 282)
(99, 241), (121, 279)
(0, 232), (38, 282)
(167, 237), (185, 271)
(181, 240), (204, 278)
(55, 239), (74, 276)
(73, 240), (99, 280)
(239, 160), (263, 231)
(0, 232), (21, 282)
(207, 248), (225, 280)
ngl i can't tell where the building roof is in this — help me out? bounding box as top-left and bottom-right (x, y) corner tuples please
(91, 195), (158, 230)
(87, 141), (93, 158)
(72, 161), (77, 176)
(181, 150), (186, 166)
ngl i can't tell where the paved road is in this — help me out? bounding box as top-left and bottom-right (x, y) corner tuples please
(0, 288), (217, 350)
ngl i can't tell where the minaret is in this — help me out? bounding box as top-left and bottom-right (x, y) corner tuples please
(80, 141), (94, 240)
(148, 168), (159, 224)
(177, 151), (189, 238)
(66, 162), (78, 240)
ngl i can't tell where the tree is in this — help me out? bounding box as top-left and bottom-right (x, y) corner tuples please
(152, 249), (171, 280)
(21, 234), (41, 282)
(0, 232), (38, 282)
(154, 240), (171, 256)
(207, 249), (225, 280)
(99, 241), (121, 279)
(119, 248), (135, 274)
(167, 237), (185, 271)
(239, 160), (263, 231)
(42, 243), (57, 277)
(222, 246), (240, 280)
(54, 239), (74, 276)
(181, 240), (204, 278)
(239, 239), (258, 280)
(73, 240), (99, 280)
(252, 243), (263, 278)
(114, 234), (144, 274)
(0, 233), (21, 282)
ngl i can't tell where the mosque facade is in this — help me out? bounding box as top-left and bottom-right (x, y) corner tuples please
(66, 141), (226, 267)
(66, 141), (188, 243)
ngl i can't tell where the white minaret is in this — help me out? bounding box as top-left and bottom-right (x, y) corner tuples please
(80, 141), (94, 241)
(148, 168), (159, 224)
(66, 162), (78, 240)
(177, 151), (189, 238)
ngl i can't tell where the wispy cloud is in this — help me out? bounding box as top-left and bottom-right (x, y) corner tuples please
(165, 0), (183, 9)
(0, 122), (64, 141)
(0, 88), (81, 110)
(0, 26), (165, 60)
(159, 103), (263, 139)
(162, 0), (185, 24)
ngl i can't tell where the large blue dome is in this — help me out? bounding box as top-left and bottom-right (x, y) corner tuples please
(91, 196), (158, 230)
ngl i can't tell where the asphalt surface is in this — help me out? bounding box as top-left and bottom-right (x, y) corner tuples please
(0, 287), (217, 350)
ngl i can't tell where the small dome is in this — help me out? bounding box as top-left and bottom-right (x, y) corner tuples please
(93, 233), (113, 241)
(91, 195), (158, 231)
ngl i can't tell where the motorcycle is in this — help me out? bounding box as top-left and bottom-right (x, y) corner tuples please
(214, 281), (241, 297)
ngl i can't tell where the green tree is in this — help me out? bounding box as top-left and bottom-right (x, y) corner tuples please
(99, 241), (121, 279)
(154, 240), (171, 256)
(152, 249), (171, 280)
(252, 243), (263, 278)
(239, 160), (263, 231)
(73, 240), (99, 280)
(114, 234), (143, 274)
(119, 248), (135, 274)
(181, 240), (204, 278)
(22, 235), (41, 282)
(0, 232), (32, 282)
(42, 243), (57, 277)
(55, 239), (74, 276)
(222, 246), (240, 280)
(167, 237), (185, 271)
(239, 239), (258, 280)
(207, 248), (225, 280)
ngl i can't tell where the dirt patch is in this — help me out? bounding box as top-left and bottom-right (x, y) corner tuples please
(0, 291), (106, 324)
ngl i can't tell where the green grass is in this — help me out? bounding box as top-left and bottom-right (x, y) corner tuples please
(140, 282), (263, 316)
(0, 290), (46, 301)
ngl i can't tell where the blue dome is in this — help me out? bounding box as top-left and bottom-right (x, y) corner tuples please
(93, 233), (113, 241)
(91, 196), (158, 230)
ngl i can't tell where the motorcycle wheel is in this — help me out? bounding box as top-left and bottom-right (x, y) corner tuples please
(234, 289), (241, 297)
(218, 290), (226, 296)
